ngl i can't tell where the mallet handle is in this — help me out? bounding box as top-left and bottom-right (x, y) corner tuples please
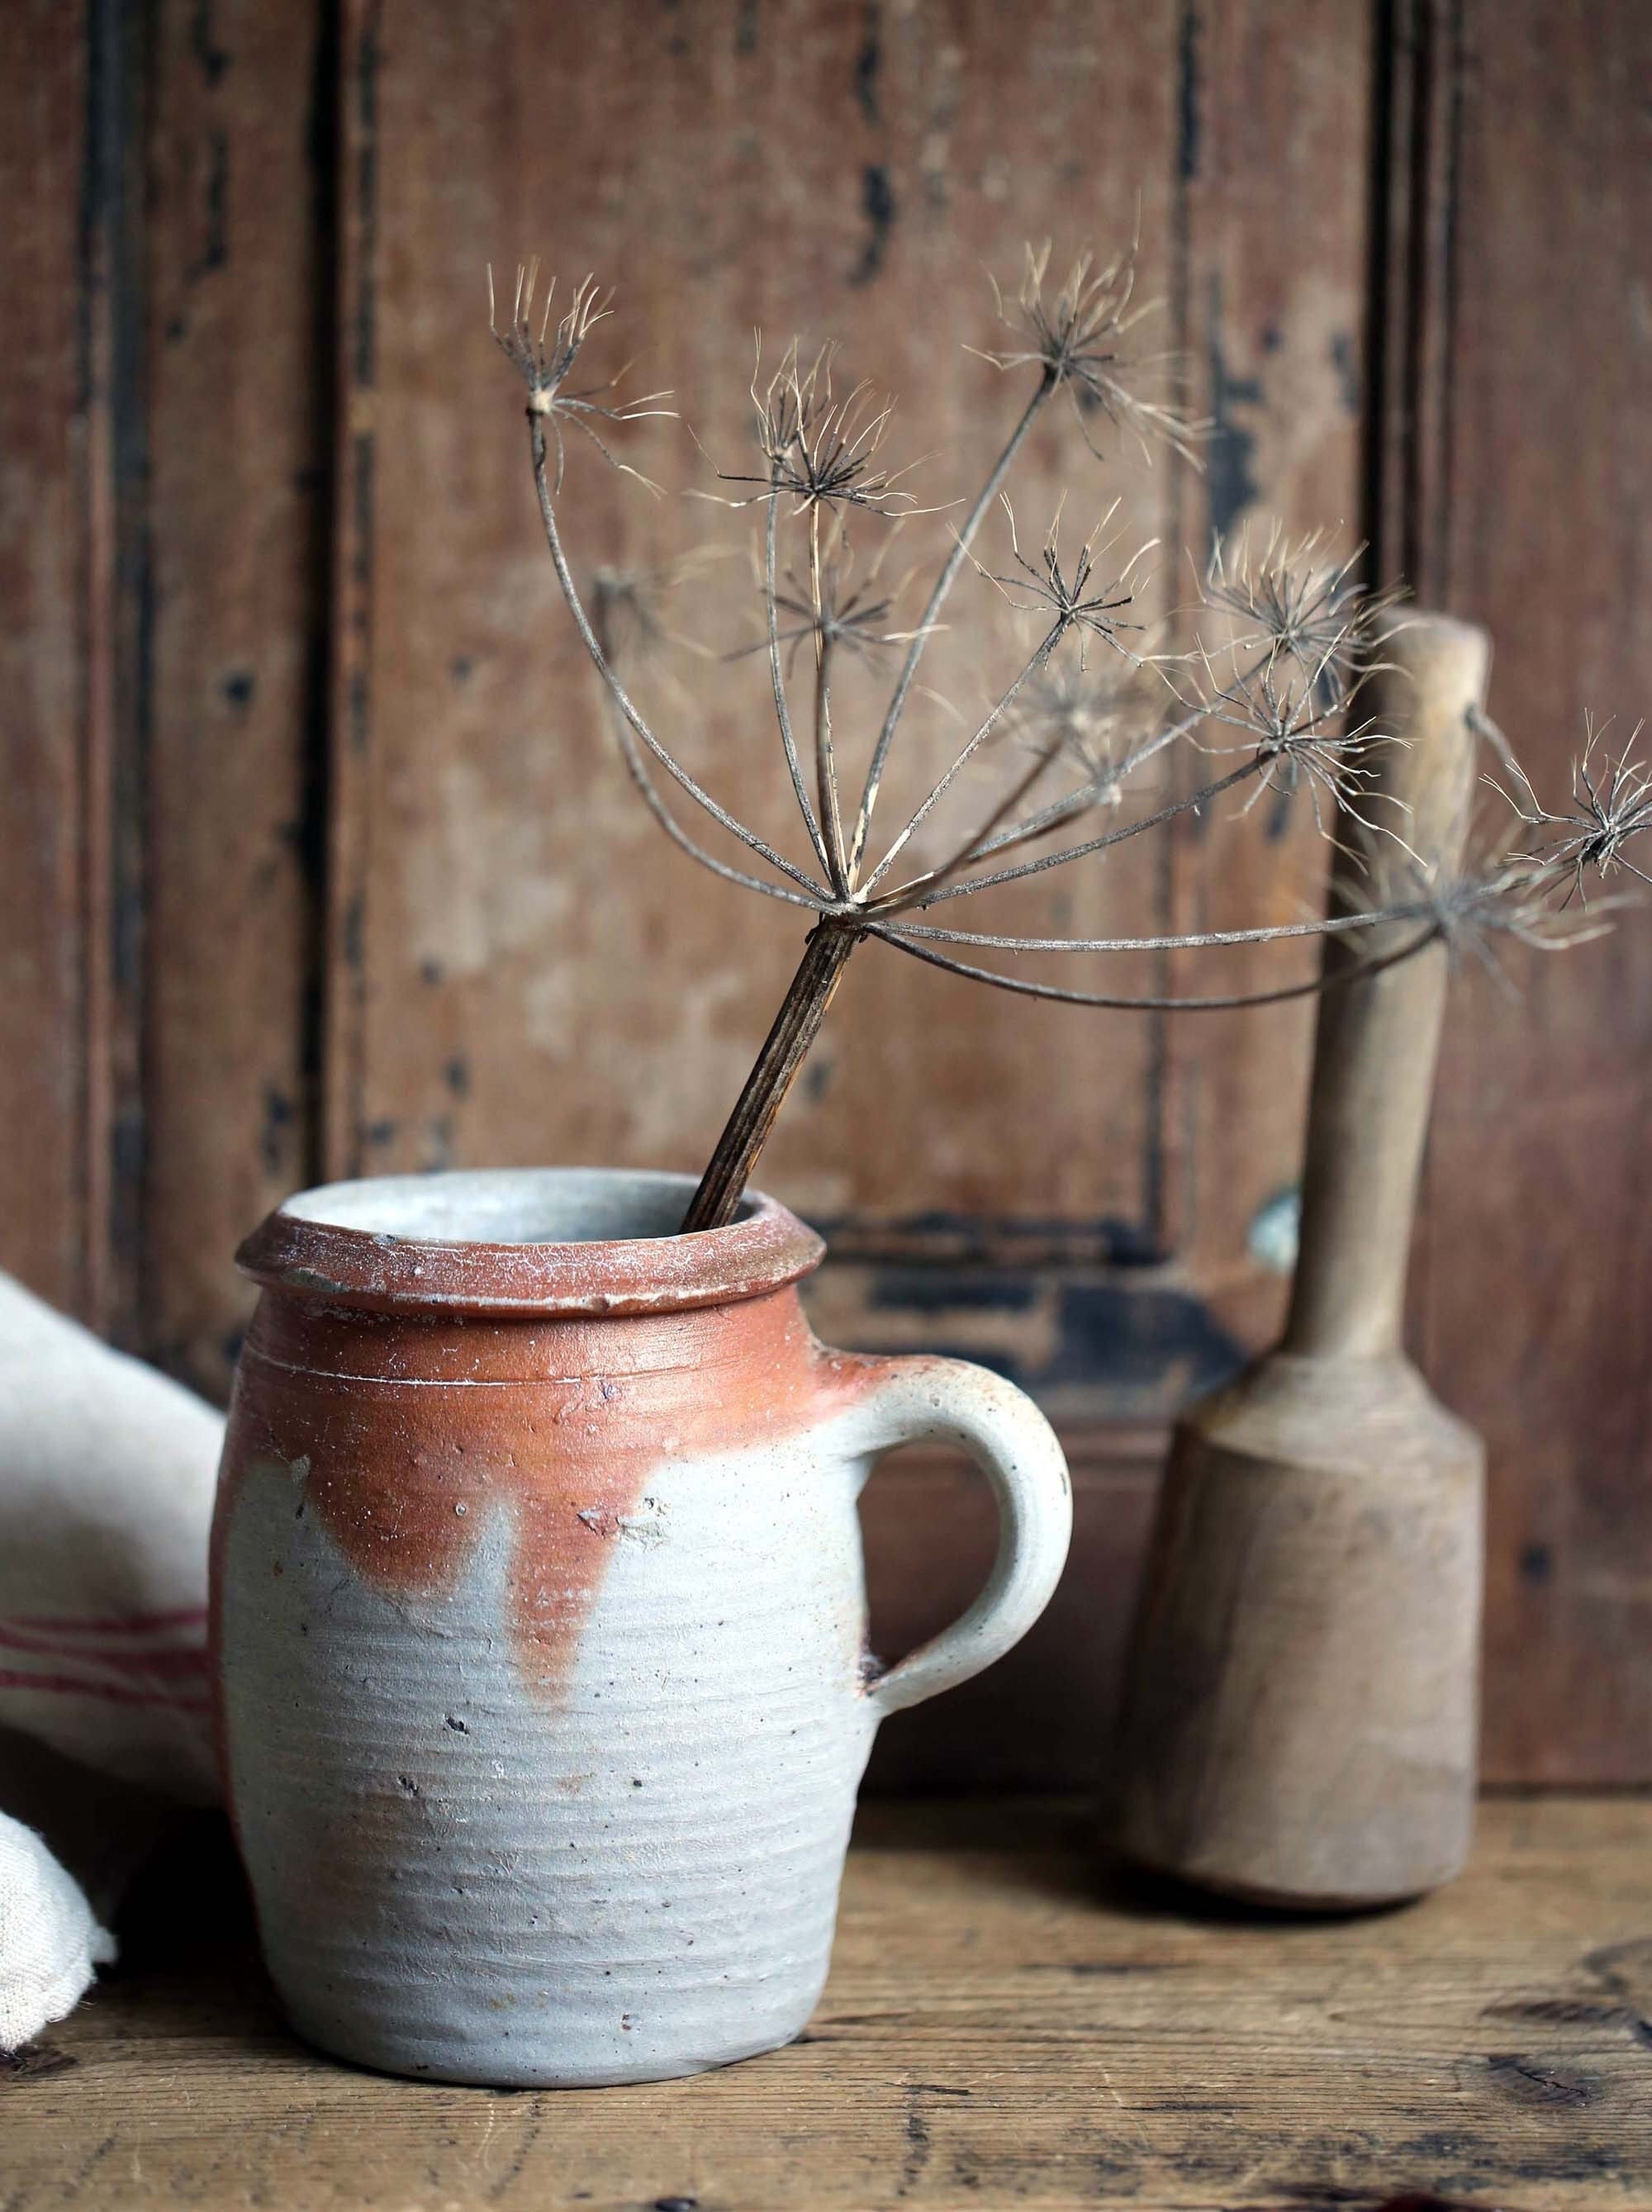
(1283, 615), (1491, 1360)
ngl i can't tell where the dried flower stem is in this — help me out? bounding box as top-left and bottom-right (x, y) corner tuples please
(957, 666), (1269, 870)
(496, 253), (1642, 1237)
(680, 920), (862, 1233)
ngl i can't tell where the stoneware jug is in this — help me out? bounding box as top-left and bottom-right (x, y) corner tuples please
(211, 1168), (1070, 2087)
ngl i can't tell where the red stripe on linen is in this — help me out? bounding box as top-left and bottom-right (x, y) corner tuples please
(0, 1667), (211, 1709)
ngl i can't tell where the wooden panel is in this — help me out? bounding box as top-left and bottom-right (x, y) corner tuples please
(1398, 2), (1652, 1782)
(0, 5), (93, 1314)
(7, 0), (1646, 1789)
(141, 0), (329, 1396)
(859, 1440), (1161, 1793)
(90, 0), (151, 1349)
(10, 1796), (1652, 2206)
(311, 0), (1374, 1792)
(1167, 0), (1376, 1357)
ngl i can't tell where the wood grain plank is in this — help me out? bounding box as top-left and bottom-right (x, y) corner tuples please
(859, 1441), (1161, 1794)
(85, 0), (152, 1350)
(322, 0), (378, 1186)
(0, 4), (93, 1314)
(6, 1796), (1650, 2208)
(142, 0), (331, 1396)
(1165, 0), (1377, 1358)
(1400, 1), (1652, 1782)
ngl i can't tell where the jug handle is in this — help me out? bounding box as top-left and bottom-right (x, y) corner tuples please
(852, 1357), (1072, 1719)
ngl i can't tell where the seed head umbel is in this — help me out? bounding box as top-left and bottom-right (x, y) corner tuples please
(1203, 523), (1403, 705)
(729, 525), (923, 675)
(971, 240), (1207, 465)
(712, 340), (927, 518)
(488, 261), (674, 491)
(1488, 714), (1652, 904)
(1187, 641), (1401, 838)
(975, 495), (1155, 667)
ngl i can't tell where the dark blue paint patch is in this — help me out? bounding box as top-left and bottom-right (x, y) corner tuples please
(1206, 276), (1262, 550)
(1041, 1281), (1243, 1399)
(1177, 5), (1202, 181)
(854, 4), (882, 124)
(816, 1209), (1165, 1269)
(260, 1083), (296, 1174)
(192, 0), (230, 86)
(867, 1270), (1039, 1316)
(852, 1268), (1245, 1406)
(185, 129), (230, 285)
(849, 164), (895, 287)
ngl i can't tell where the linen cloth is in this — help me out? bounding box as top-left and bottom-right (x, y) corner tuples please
(0, 1275), (223, 2046)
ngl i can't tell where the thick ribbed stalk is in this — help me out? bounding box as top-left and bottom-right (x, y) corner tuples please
(680, 922), (862, 1232)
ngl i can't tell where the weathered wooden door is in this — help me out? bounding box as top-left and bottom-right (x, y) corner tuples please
(7, 0), (1649, 1785)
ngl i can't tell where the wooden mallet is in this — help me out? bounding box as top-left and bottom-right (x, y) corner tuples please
(1110, 613), (1491, 1909)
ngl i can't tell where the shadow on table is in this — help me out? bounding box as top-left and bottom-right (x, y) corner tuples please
(847, 1796), (1422, 1926)
(108, 1810), (294, 2048)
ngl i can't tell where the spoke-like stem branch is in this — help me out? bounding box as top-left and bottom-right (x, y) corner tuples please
(862, 625), (1066, 893)
(766, 491), (833, 877)
(809, 506), (850, 893)
(869, 919), (1441, 1010)
(890, 899), (1436, 953)
(529, 416), (828, 900)
(935, 649), (1285, 880)
(903, 743), (1070, 906)
(881, 760), (1262, 912)
(848, 372), (1055, 873)
(680, 921), (862, 1232)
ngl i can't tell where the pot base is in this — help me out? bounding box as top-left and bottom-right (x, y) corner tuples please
(282, 2000), (808, 2090)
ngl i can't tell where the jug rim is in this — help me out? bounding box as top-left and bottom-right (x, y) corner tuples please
(235, 1166), (824, 1318)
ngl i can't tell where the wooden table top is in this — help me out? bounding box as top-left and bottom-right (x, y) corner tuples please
(4, 1795), (1649, 2210)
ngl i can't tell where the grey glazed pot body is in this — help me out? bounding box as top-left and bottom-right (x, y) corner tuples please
(212, 1170), (1071, 2087)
